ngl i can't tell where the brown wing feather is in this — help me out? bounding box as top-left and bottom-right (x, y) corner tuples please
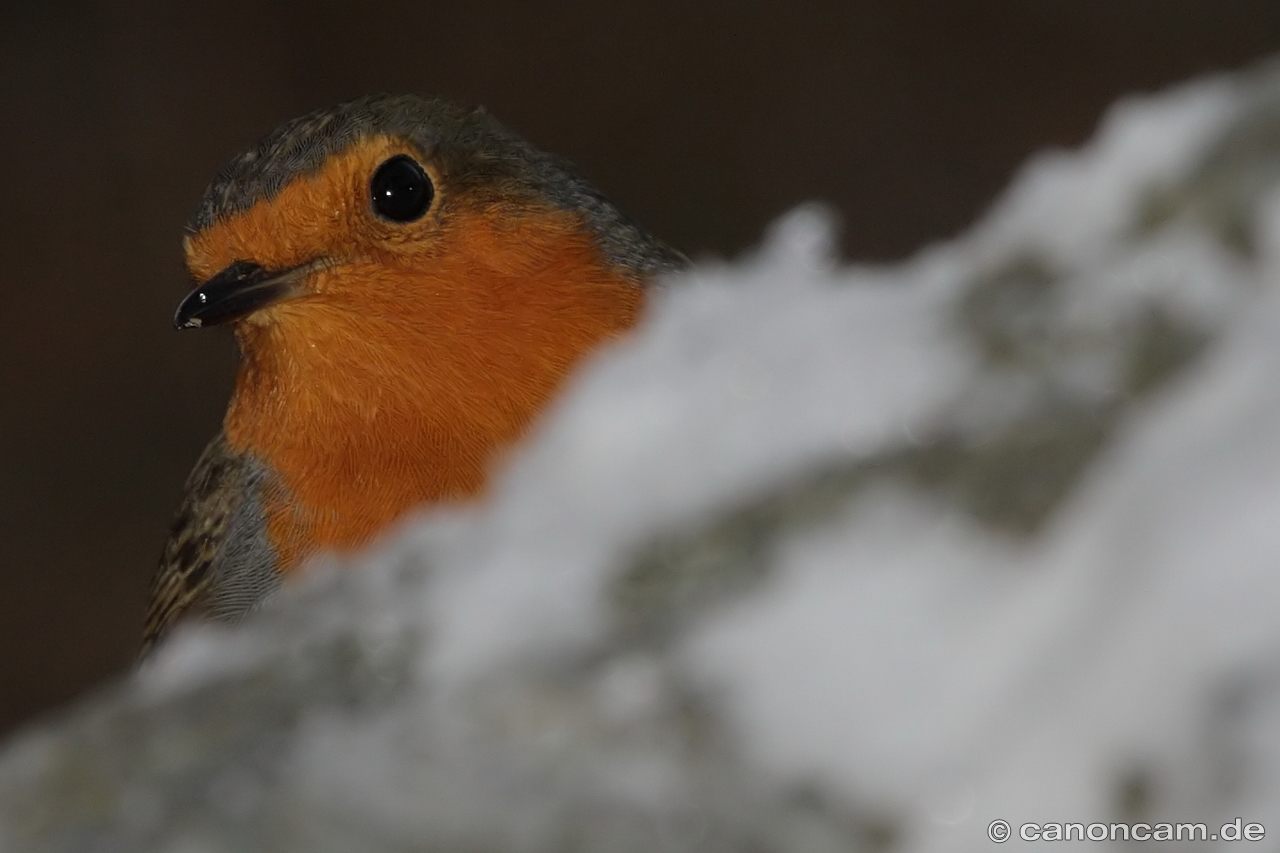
(143, 433), (268, 655)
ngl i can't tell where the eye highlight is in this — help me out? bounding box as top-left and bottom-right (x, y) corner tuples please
(370, 155), (433, 222)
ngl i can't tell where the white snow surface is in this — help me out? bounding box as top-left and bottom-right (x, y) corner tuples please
(111, 68), (1280, 850)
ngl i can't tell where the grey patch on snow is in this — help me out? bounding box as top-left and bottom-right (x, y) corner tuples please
(1140, 59), (1280, 255)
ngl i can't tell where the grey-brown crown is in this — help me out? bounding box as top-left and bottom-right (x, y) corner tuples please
(191, 94), (685, 275)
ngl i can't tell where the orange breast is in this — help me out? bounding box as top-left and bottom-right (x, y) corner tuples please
(216, 205), (644, 572)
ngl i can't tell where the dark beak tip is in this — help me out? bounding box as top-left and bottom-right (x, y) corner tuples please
(173, 260), (291, 330)
(173, 291), (206, 330)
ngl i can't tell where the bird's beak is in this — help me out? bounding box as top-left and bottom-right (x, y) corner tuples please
(174, 260), (310, 330)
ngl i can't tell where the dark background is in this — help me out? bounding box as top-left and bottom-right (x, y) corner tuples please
(2, 0), (1279, 736)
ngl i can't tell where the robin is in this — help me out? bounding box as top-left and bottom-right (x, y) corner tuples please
(144, 94), (684, 653)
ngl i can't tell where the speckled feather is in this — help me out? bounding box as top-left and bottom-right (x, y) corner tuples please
(144, 435), (279, 653)
(146, 94), (683, 653)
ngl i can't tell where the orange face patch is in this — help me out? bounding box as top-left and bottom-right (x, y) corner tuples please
(186, 136), (645, 571)
(185, 136), (447, 281)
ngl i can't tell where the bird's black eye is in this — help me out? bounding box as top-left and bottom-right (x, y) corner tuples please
(370, 155), (433, 222)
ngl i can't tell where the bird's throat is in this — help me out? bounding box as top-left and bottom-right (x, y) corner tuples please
(221, 218), (644, 574)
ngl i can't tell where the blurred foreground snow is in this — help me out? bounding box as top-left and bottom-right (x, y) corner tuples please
(9, 62), (1280, 852)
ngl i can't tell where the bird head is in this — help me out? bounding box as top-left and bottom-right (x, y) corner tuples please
(178, 94), (681, 372)
(174, 95), (683, 516)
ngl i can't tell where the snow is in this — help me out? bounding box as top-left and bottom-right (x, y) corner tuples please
(396, 65), (1280, 848)
(400, 67), (1277, 849)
